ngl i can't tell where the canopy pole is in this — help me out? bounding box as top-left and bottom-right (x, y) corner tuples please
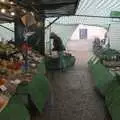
(0, 25), (14, 32)
(107, 24), (111, 48)
(44, 14), (120, 19)
(45, 17), (60, 29)
(74, 0), (81, 13)
(74, 14), (120, 19)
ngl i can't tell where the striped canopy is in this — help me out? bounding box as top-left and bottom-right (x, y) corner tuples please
(76, 0), (120, 17)
(46, 0), (120, 27)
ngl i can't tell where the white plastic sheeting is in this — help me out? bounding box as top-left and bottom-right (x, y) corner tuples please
(45, 21), (77, 53)
(51, 24), (78, 45)
(0, 23), (14, 41)
(71, 24), (107, 40)
(108, 23), (120, 50)
(69, 25), (107, 52)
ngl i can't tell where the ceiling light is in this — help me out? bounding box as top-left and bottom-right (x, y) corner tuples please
(22, 9), (26, 13)
(1, 9), (6, 13)
(10, 12), (15, 16)
(10, 1), (14, 4)
(31, 12), (34, 16)
(0, 0), (5, 3)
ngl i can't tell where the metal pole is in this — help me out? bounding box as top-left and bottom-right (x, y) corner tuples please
(44, 14), (120, 19)
(0, 25), (14, 32)
(107, 24), (111, 48)
(45, 17), (60, 29)
(49, 24), (52, 55)
(74, 14), (120, 19)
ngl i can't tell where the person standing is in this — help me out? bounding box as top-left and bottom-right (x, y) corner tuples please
(50, 32), (66, 71)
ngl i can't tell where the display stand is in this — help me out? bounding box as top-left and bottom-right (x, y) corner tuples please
(0, 59), (49, 120)
(88, 54), (120, 120)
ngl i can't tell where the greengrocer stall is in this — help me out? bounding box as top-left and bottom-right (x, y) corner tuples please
(0, 0), (79, 119)
(88, 37), (120, 120)
(0, 38), (49, 119)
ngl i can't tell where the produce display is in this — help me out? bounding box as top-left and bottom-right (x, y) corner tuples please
(88, 48), (120, 120)
(0, 41), (44, 111)
(100, 49), (120, 67)
(92, 38), (120, 68)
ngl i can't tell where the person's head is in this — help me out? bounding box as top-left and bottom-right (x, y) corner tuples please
(50, 32), (58, 39)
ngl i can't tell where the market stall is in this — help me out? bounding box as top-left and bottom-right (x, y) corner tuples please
(88, 40), (120, 120)
(0, 1), (48, 120)
(0, 0), (79, 119)
(0, 40), (49, 119)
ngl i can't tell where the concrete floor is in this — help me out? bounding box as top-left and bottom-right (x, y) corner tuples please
(33, 40), (108, 120)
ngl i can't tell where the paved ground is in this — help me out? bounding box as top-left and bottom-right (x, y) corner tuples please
(33, 40), (109, 120)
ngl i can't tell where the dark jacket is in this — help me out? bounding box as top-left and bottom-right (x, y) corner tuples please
(50, 33), (65, 51)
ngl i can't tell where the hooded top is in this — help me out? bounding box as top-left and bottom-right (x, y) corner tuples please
(50, 32), (65, 51)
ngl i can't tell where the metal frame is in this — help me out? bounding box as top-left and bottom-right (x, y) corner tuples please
(17, 0), (80, 17)
(33, 2), (76, 6)
(45, 14), (120, 19)
(74, 14), (120, 19)
(51, 22), (108, 29)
